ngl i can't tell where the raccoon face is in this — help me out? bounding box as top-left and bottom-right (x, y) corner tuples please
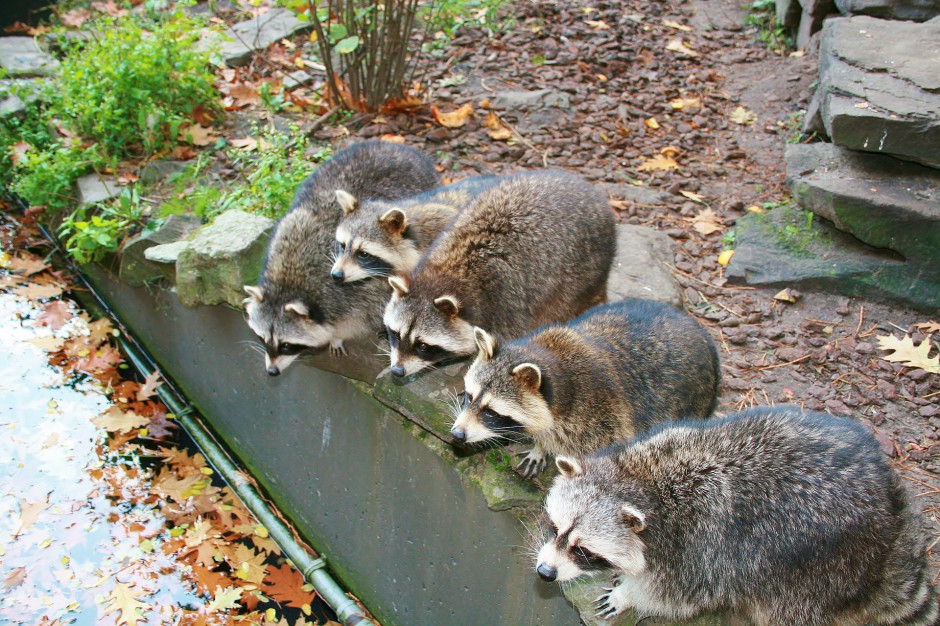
(451, 328), (553, 444)
(330, 193), (405, 283)
(536, 457), (648, 583)
(382, 276), (475, 377)
(243, 285), (331, 376)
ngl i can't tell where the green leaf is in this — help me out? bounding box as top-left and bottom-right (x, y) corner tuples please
(334, 36), (360, 54)
(327, 23), (348, 41)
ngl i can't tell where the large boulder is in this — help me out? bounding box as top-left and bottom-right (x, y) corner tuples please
(175, 210), (274, 308)
(835, 0), (940, 21)
(0, 37), (58, 76)
(607, 224), (682, 308)
(805, 16), (940, 169)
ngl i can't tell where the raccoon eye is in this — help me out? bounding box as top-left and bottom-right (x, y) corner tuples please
(278, 342), (301, 355)
(336, 240), (346, 253)
(459, 391), (471, 409)
(387, 329), (400, 347)
(414, 341), (430, 356)
(356, 250), (376, 262)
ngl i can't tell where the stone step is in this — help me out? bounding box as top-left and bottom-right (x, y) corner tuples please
(804, 15), (940, 169)
(835, 0), (940, 21)
(786, 142), (940, 265)
(197, 8), (311, 67)
(0, 37), (59, 77)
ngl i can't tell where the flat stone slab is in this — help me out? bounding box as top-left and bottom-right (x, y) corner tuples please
(199, 9), (311, 67)
(76, 174), (120, 206)
(835, 0), (940, 21)
(805, 16), (940, 168)
(786, 143), (940, 264)
(726, 207), (940, 311)
(607, 224), (682, 308)
(175, 210), (274, 307)
(0, 37), (59, 77)
(120, 214), (202, 287)
(492, 89), (571, 110)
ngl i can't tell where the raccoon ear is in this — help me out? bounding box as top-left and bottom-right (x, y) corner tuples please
(388, 275), (410, 297)
(335, 190), (358, 216)
(434, 295), (461, 318)
(555, 456), (584, 478)
(512, 363), (541, 393)
(243, 285), (264, 302)
(473, 327), (497, 360)
(284, 301), (309, 317)
(620, 504), (647, 533)
(379, 209), (407, 236)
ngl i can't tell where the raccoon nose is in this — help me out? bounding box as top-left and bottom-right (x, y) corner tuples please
(267, 366), (280, 377)
(331, 269), (344, 282)
(390, 365), (405, 378)
(450, 427), (466, 442)
(536, 563), (557, 582)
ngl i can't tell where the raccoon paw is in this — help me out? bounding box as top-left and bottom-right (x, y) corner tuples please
(329, 339), (348, 357)
(515, 449), (548, 479)
(595, 584), (630, 620)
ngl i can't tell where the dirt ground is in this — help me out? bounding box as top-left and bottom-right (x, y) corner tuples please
(293, 0), (940, 567)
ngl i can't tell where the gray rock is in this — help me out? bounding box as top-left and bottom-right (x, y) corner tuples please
(282, 69), (313, 90)
(777, 0), (802, 27)
(144, 240), (190, 265)
(805, 16), (940, 168)
(786, 143), (940, 265)
(607, 224), (683, 308)
(198, 9), (311, 67)
(602, 183), (675, 207)
(119, 214), (203, 286)
(175, 210), (274, 307)
(0, 94), (25, 118)
(0, 37), (59, 77)
(726, 207), (940, 311)
(835, 0), (940, 21)
(492, 89), (571, 110)
(76, 174), (119, 206)
(139, 160), (188, 185)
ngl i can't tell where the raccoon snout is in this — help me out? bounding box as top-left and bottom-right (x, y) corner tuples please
(536, 563), (557, 582)
(267, 366), (281, 377)
(450, 426), (467, 442)
(330, 269), (345, 282)
(390, 365), (406, 378)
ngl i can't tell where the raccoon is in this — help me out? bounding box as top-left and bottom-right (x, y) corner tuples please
(450, 299), (720, 478)
(331, 175), (499, 283)
(383, 170), (615, 378)
(536, 406), (940, 626)
(244, 140), (439, 376)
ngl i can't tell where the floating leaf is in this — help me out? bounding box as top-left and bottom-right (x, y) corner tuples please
(263, 563), (317, 609)
(876, 334), (939, 374)
(431, 103), (474, 129)
(729, 106), (757, 125)
(102, 581), (151, 626)
(92, 406), (150, 434)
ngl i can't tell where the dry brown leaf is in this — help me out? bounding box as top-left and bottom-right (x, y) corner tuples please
(669, 96), (701, 112)
(876, 334), (939, 374)
(679, 190), (705, 203)
(645, 117), (660, 130)
(229, 136), (272, 151)
(2, 566), (26, 590)
(379, 134), (406, 143)
(690, 208), (722, 235)
(585, 19), (610, 30)
(263, 563), (316, 609)
(37, 300), (73, 330)
(484, 112), (513, 140)
(6, 254), (48, 276)
(10, 141), (31, 166)
(136, 370), (163, 402)
(637, 154), (679, 172)
(431, 103), (473, 129)
(666, 38), (699, 57)
(60, 8), (92, 27)
(27, 336), (65, 352)
(102, 581), (151, 626)
(180, 124), (220, 147)
(11, 281), (63, 300)
(773, 288), (799, 303)
(729, 106), (758, 125)
(914, 321), (940, 335)
(92, 406), (150, 434)
(663, 19), (692, 32)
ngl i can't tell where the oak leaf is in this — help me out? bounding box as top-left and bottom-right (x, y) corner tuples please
(207, 585), (243, 613)
(15, 497), (49, 536)
(11, 281), (63, 300)
(876, 334), (939, 374)
(60, 8), (92, 27)
(180, 124), (220, 147)
(103, 582), (151, 626)
(136, 371), (163, 402)
(914, 321), (940, 335)
(7, 254), (48, 276)
(690, 209), (723, 235)
(263, 563), (316, 609)
(3, 567), (26, 590)
(431, 103), (473, 129)
(92, 406), (150, 434)
(637, 154), (679, 172)
(37, 300), (72, 330)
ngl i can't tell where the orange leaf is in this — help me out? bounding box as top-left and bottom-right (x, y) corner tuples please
(137, 370), (163, 402)
(379, 96), (424, 114)
(431, 103), (474, 128)
(262, 563), (316, 609)
(484, 111), (512, 140)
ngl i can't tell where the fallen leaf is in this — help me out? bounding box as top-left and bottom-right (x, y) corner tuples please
(645, 117), (660, 130)
(637, 154), (679, 172)
(585, 19), (610, 30)
(690, 208), (722, 235)
(91, 0), (129, 17)
(717, 250), (735, 266)
(27, 336), (65, 352)
(679, 190), (705, 203)
(876, 334), (939, 374)
(136, 370), (163, 402)
(11, 281), (63, 300)
(663, 19), (692, 32)
(666, 38), (699, 57)
(378, 96), (423, 114)
(229, 137), (272, 151)
(484, 112), (513, 140)
(92, 406), (150, 434)
(773, 288), (799, 303)
(224, 82), (261, 108)
(660, 146), (681, 158)
(2, 566), (26, 590)
(15, 497), (49, 536)
(60, 8), (92, 27)
(669, 96), (701, 112)
(430, 103), (473, 129)
(102, 581), (151, 626)
(37, 300), (73, 330)
(180, 124), (220, 147)
(729, 106), (757, 125)
(914, 321), (940, 335)
(169, 145), (198, 160)
(746, 204), (764, 214)
(379, 134), (406, 144)
(10, 141), (31, 166)
(7, 254), (48, 276)
(263, 563), (316, 609)
(207, 585), (243, 613)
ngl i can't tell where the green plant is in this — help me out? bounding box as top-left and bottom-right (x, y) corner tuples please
(425, 0), (509, 38)
(721, 228), (737, 249)
(58, 187), (147, 263)
(11, 142), (107, 212)
(258, 81), (287, 113)
(744, 0), (793, 54)
(54, 10), (219, 157)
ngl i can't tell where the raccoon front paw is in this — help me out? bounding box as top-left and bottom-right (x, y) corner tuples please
(515, 448), (548, 479)
(595, 582), (630, 620)
(329, 339), (348, 357)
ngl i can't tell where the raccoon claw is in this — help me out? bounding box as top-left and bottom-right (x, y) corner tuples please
(516, 455), (547, 479)
(329, 339), (347, 357)
(594, 595), (623, 620)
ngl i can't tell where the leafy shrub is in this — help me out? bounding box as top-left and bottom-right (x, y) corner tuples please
(11, 143), (105, 213)
(58, 187), (146, 264)
(54, 11), (219, 157)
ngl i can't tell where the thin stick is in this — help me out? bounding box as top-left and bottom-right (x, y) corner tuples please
(739, 354), (811, 372)
(854, 305), (864, 336)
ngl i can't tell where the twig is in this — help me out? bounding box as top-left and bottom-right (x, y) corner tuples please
(306, 106), (339, 135)
(666, 262), (755, 292)
(739, 354), (811, 372)
(491, 111), (550, 167)
(854, 305), (864, 336)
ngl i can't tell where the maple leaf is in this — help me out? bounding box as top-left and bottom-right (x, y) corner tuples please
(431, 103), (473, 129)
(690, 208), (723, 235)
(102, 581), (151, 626)
(77, 344), (123, 374)
(914, 321), (940, 335)
(729, 106), (758, 125)
(637, 154), (679, 172)
(207, 586), (243, 613)
(3, 566), (26, 590)
(37, 300), (73, 330)
(92, 406), (150, 433)
(877, 334), (940, 374)
(188, 563), (232, 596)
(262, 563), (316, 609)
(136, 371), (163, 402)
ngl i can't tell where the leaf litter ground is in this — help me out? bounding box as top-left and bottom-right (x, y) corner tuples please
(0, 210), (342, 626)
